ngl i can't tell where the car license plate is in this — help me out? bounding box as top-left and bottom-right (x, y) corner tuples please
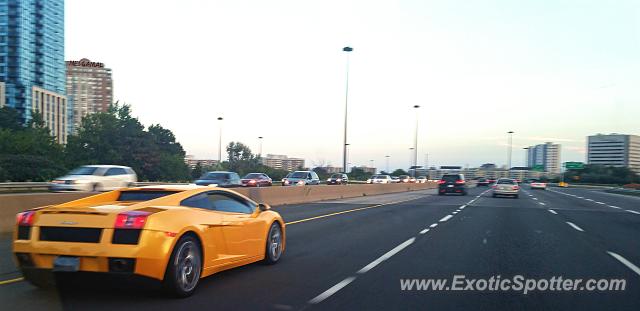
(53, 256), (80, 272)
(447, 185), (454, 188)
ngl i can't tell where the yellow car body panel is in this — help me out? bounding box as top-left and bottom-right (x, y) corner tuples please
(12, 185), (285, 281)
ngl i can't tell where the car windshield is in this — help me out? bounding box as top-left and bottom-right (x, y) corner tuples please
(68, 166), (99, 175)
(497, 179), (516, 185)
(117, 190), (179, 201)
(243, 173), (263, 179)
(290, 172), (308, 178)
(330, 174), (342, 178)
(202, 173), (228, 180)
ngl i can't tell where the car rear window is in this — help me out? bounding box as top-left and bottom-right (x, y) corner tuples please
(442, 175), (460, 182)
(331, 174), (343, 178)
(243, 173), (263, 179)
(202, 173), (228, 179)
(497, 179), (516, 185)
(118, 191), (179, 201)
(291, 172), (307, 178)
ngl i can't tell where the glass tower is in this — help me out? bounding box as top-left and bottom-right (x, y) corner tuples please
(0, 0), (66, 124)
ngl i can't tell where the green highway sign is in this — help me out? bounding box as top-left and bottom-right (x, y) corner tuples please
(564, 162), (584, 170)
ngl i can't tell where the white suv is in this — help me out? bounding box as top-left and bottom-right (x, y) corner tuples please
(49, 165), (137, 192)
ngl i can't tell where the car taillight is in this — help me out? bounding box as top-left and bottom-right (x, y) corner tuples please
(455, 180), (465, 184)
(492, 185), (497, 189)
(115, 211), (151, 229)
(249, 180), (256, 184)
(513, 185), (519, 190)
(438, 180), (446, 184)
(16, 211), (35, 226)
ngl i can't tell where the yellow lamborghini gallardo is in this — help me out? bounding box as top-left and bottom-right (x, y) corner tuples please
(12, 185), (285, 297)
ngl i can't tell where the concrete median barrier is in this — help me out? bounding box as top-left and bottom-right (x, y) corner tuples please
(0, 183), (435, 233)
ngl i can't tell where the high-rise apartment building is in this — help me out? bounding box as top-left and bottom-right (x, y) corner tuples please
(0, 0), (67, 143)
(587, 134), (640, 173)
(66, 58), (113, 133)
(526, 142), (561, 173)
(262, 154), (305, 171)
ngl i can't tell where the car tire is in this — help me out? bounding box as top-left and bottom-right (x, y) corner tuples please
(263, 222), (284, 265)
(163, 235), (202, 298)
(492, 193), (497, 198)
(514, 194), (519, 199)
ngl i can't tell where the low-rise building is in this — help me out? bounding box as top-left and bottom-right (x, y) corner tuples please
(262, 154), (305, 171)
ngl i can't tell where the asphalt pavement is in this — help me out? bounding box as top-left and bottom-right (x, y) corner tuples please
(1, 186), (639, 310)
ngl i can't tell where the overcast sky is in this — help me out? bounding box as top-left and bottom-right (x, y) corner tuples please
(66, 0), (640, 171)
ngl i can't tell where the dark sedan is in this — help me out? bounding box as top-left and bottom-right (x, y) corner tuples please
(194, 171), (242, 187)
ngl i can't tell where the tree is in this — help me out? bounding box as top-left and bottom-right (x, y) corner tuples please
(348, 167), (373, 181)
(66, 103), (190, 181)
(0, 108), (66, 181)
(225, 141), (262, 176)
(313, 167), (329, 180)
(562, 164), (639, 185)
(391, 169), (408, 176)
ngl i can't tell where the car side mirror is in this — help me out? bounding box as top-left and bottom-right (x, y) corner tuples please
(258, 203), (270, 212)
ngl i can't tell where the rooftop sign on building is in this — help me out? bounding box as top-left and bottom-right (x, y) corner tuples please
(66, 58), (105, 68)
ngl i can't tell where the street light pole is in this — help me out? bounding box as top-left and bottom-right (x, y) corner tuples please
(385, 155), (390, 174)
(217, 117), (224, 163)
(342, 46), (353, 174)
(369, 159), (375, 174)
(523, 147), (529, 168)
(409, 147), (414, 175)
(258, 136), (263, 156)
(507, 131), (514, 173)
(412, 105), (420, 177)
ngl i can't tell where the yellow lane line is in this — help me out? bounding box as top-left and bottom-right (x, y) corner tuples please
(285, 197), (422, 226)
(0, 277), (24, 285)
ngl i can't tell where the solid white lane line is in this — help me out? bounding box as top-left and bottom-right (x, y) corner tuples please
(626, 210), (640, 215)
(577, 196), (584, 199)
(596, 202), (605, 205)
(430, 223), (438, 228)
(309, 277), (357, 304)
(585, 199), (594, 202)
(609, 205), (621, 209)
(439, 215), (453, 222)
(420, 229), (429, 234)
(566, 222), (585, 232)
(548, 209), (557, 215)
(533, 198), (538, 200)
(539, 202), (546, 206)
(607, 252), (640, 277)
(357, 238), (416, 274)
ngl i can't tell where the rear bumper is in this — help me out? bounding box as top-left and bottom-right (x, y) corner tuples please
(13, 228), (175, 280)
(530, 185), (547, 189)
(493, 190), (519, 195)
(439, 186), (466, 193)
(48, 183), (92, 192)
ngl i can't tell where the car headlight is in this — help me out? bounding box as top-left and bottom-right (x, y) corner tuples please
(297, 180), (305, 185)
(51, 180), (65, 184)
(327, 178), (331, 182)
(336, 179), (341, 182)
(284, 180), (290, 185)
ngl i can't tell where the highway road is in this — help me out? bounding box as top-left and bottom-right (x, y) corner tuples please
(1, 186), (639, 310)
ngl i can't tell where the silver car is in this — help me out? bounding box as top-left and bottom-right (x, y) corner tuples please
(492, 178), (520, 198)
(49, 165), (137, 192)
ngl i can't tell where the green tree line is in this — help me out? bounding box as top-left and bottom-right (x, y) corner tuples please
(0, 104), (190, 182)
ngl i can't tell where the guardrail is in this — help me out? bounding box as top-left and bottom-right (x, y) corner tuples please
(0, 182), (190, 193)
(605, 188), (640, 197)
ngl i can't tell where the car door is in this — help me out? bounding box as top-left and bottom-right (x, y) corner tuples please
(208, 191), (264, 259)
(103, 168), (123, 190)
(180, 192), (231, 267)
